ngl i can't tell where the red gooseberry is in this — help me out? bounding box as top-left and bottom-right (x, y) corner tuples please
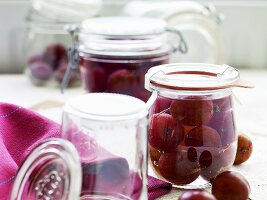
(55, 62), (80, 86)
(234, 134), (253, 165)
(185, 126), (221, 148)
(43, 43), (68, 70)
(158, 150), (201, 185)
(149, 113), (184, 152)
(200, 144), (236, 181)
(29, 61), (52, 81)
(170, 96), (213, 126)
(149, 145), (161, 162)
(151, 96), (172, 114)
(212, 171), (250, 200)
(178, 189), (216, 200)
(107, 69), (137, 96)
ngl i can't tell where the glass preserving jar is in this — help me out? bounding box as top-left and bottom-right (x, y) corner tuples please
(144, 63), (253, 188)
(61, 93), (148, 200)
(25, 0), (102, 87)
(62, 17), (187, 101)
(123, 1), (223, 64)
(11, 138), (82, 200)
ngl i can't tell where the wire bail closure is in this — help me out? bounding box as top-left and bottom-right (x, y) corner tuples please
(166, 28), (188, 54)
(60, 25), (79, 93)
(204, 3), (225, 25)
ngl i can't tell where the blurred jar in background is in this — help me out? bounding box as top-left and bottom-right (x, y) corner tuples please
(64, 17), (187, 102)
(122, 1), (223, 64)
(25, 0), (102, 87)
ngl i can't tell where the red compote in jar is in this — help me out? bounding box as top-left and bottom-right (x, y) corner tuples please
(145, 63), (253, 188)
(63, 17), (187, 101)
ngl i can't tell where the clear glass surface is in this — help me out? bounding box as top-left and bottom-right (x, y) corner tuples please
(148, 92), (237, 188)
(77, 17), (173, 101)
(25, 30), (81, 87)
(145, 63), (238, 188)
(11, 138), (82, 200)
(145, 63), (240, 92)
(79, 53), (169, 102)
(61, 93), (148, 200)
(24, 0), (102, 87)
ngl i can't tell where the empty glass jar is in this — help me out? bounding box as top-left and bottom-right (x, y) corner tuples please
(61, 93), (148, 199)
(63, 17), (187, 101)
(145, 63), (248, 188)
(25, 0), (102, 87)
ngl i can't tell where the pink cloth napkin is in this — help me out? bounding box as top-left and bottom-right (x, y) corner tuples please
(148, 176), (172, 200)
(0, 103), (60, 200)
(0, 103), (172, 200)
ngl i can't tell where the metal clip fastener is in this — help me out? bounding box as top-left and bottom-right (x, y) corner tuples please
(217, 64), (240, 79)
(166, 28), (188, 54)
(60, 25), (79, 94)
(204, 3), (225, 25)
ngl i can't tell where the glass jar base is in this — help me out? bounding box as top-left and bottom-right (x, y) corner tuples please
(80, 193), (132, 200)
(148, 163), (211, 190)
(172, 177), (211, 190)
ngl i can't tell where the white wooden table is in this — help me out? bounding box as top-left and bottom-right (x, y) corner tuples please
(0, 70), (266, 199)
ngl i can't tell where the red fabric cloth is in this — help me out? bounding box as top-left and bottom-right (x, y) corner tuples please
(0, 103), (60, 200)
(0, 103), (172, 200)
(148, 176), (172, 200)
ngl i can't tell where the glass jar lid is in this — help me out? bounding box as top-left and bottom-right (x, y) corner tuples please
(145, 63), (242, 92)
(80, 17), (166, 36)
(78, 17), (172, 57)
(64, 93), (148, 121)
(10, 139), (81, 200)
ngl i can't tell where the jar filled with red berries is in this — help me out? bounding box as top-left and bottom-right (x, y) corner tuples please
(145, 63), (252, 188)
(63, 17), (187, 101)
(25, 0), (102, 86)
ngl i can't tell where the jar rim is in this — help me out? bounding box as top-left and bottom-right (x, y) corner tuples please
(145, 63), (240, 92)
(79, 51), (170, 61)
(63, 93), (148, 121)
(26, 21), (71, 34)
(78, 44), (171, 57)
(79, 17), (167, 37)
(78, 18), (172, 57)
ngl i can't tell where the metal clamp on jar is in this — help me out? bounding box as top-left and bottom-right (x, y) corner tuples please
(61, 17), (187, 102)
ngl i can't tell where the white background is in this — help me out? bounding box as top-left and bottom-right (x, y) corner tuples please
(0, 0), (267, 73)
